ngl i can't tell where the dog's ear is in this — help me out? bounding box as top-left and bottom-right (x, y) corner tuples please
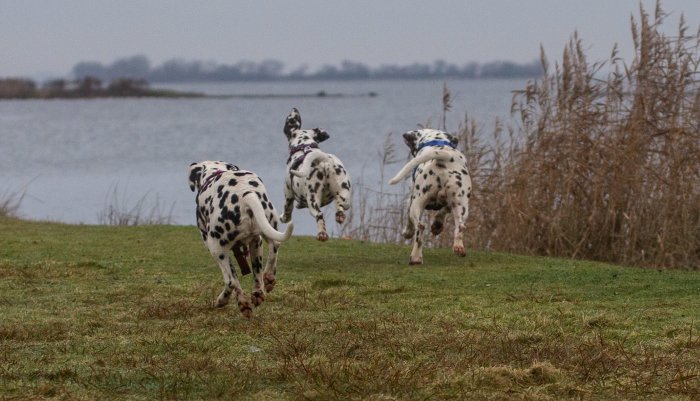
(402, 130), (420, 154)
(313, 128), (330, 143)
(446, 133), (459, 147)
(188, 162), (203, 192)
(284, 108), (302, 139)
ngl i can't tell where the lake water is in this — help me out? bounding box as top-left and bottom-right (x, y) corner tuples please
(0, 78), (525, 235)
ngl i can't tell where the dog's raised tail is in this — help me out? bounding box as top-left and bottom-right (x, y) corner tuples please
(242, 193), (294, 242)
(388, 148), (454, 185)
(290, 151), (331, 178)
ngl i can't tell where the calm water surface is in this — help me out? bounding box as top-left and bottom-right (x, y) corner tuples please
(0, 79), (525, 234)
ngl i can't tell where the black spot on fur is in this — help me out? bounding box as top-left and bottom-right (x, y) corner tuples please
(249, 181), (259, 187)
(219, 191), (229, 208)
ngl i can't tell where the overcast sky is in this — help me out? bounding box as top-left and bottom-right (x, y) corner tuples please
(2, 0), (699, 79)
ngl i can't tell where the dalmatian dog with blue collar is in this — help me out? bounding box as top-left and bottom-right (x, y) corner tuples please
(189, 160), (293, 318)
(281, 108), (352, 241)
(389, 129), (472, 264)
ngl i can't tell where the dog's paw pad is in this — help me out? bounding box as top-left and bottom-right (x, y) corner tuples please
(263, 274), (276, 293)
(214, 298), (229, 308)
(239, 302), (253, 318)
(335, 211), (346, 224)
(453, 246), (466, 257)
(317, 232), (329, 242)
(251, 291), (265, 307)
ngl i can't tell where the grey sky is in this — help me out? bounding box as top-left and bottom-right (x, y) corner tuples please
(2, 0), (699, 78)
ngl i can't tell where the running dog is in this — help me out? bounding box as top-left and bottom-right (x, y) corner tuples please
(189, 160), (293, 317)
(280, 108), (351, 241)
(388, 129), (471, 264)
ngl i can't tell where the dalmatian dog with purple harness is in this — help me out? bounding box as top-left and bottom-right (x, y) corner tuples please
(389, 129), (472, 264)
(280, 108), (352, 241)
(189, 160), (293, 318)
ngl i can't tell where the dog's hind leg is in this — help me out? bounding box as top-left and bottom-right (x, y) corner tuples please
(333, 181), (351, 224)
(208, 241), (252, 317)
(408, 201), (425, 265)
(306, 191), (328, 241)
(450, 199), (469, 257)
(249, 236), (266, 307)
(263, 240), (280, 293)
(280, 183), (295, 223)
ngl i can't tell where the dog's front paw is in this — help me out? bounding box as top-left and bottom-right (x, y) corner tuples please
(317, 231), (329, 242)
(214, 296), (230, 308)
(263, 273), (276, 293)
(335, 211), (346, 224)
(238, 300), (253, 318)
(453, 245), (466, 257)
(251, 290), (266, 307)
(280, 213), (291, 224)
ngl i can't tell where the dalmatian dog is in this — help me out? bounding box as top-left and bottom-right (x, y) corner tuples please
(280, 108), (352, 241)
(388, 129), (472, 265)
(189, 160), (294, 318)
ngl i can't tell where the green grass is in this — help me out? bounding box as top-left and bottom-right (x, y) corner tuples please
(1, 215), (699, 400)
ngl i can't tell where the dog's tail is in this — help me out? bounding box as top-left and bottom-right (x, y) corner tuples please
(388, 148), (454, 185)
(242, 193), (294, 242)
(290, 151), (332, 178)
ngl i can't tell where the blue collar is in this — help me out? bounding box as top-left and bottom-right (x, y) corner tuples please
(416, 139), (456, 152)
(412, 140), (457, 181)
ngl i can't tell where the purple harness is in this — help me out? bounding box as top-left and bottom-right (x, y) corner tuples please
(287, 143), (319, 170)
(198, 170), (225, 196)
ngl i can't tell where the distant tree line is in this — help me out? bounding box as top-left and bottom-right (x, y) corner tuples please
(0, 76), (199, 99)
(72, 55), (542, 83)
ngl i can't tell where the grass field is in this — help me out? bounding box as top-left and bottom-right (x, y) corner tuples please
(1, 215), (699, 400)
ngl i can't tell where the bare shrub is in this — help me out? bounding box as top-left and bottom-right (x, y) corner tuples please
(340, 133), (408, 243)
(97, 184), (174, 226)
(0, 189), (25, 218)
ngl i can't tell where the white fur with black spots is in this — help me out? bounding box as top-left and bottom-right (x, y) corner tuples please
(389, 129), (472, 265)
(280, 108), (352, 242)
(188, 160), (293, 318)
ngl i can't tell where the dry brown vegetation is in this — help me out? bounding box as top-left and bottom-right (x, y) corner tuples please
(348, 2), (700, 269)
